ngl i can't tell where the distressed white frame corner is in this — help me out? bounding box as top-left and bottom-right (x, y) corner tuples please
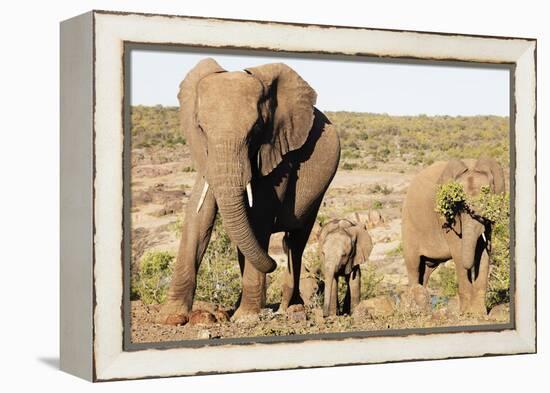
(60, 10), (537, 382)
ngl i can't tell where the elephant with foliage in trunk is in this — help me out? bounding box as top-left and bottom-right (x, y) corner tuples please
(157, 58), (340, 324)
(401, 157), (506, 315)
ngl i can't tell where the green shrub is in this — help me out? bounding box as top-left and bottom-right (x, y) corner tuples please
(368, 183), (393, 195)
(195, 215), (241, 309)
(133, 251), (175, 304)
(361, 265), (384, 300)
(316, 213), (330, 227)
(341, 161), (357, 170)
(485, 193), (511, 309)
(386, 242), (403, 257)
(266, 265), (285, 305)
(372, 200), (383, 209)
(435, 181), (467, 223)
(169, 216), (184, 237)
(431, 263), (458, 297)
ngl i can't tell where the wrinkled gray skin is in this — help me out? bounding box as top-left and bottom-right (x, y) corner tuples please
(318, 219), (373, 316)
(401, 158), (505, 315)
(157, 59), (340, 323)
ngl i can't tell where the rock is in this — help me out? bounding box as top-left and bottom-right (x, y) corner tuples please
(197, 329), (211, 339)
(400, 285), (431, 313)
(286, 304), (307, 322)
(214, 308), (230, 323)
(431, 307), (450, 321)
(352, 301), (372, 323)
(161, 313), (189, 326)
(358, 296), (396, 318)
(488, 303), (510, 321)
(188, 310), (217, 326)
(312, 308), (325, 325)
(232, 313), (260, 324)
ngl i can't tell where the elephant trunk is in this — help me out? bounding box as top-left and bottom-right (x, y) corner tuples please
(461, 213), (485, 271)
(323, 266), (336, 317)
(207, 140), (277, 274)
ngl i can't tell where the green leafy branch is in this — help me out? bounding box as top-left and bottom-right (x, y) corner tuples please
(435, 182), (509, 225)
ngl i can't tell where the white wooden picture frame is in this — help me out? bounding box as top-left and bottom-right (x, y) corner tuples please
(60, 10), (536, 381)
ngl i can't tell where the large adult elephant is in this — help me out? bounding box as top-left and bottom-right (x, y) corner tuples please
(401, 158), (505, 315)
(157, 58), (340, 324)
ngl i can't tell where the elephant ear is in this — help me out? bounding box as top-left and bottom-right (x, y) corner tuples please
(177, 58), (225, 175)
(347, 224), (373, 267)
(437, 159), (468, 184)
(244, 63), (317, 176)
(474, 156), (505, 194)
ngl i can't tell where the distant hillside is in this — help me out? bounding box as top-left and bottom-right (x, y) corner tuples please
(130, 105), (509, 168)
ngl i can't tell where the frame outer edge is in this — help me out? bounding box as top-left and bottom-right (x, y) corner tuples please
(59, 11), (95, 381)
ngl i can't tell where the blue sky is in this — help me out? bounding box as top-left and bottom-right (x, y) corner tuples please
(130, 49), (510, 116)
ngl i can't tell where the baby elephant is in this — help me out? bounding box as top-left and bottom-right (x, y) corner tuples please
(318, 219), (373, 316)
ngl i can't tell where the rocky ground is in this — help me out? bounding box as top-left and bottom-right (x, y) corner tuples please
(131, 298), (510, 343)
(130, 146), (510, 344)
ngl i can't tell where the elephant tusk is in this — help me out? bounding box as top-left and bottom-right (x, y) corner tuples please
(246, 182), (253, 208)
(481, 232), (487, 243)
(196, 181), (209, 213)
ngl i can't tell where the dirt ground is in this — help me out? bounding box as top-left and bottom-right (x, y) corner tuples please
(130, 146), (510, 344)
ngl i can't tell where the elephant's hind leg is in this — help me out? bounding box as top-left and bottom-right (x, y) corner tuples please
(470, 241), (490, 315)
(279, 214), (317, 312)
(347, 266), (361, 314)
(343, 267), (363, 315)
(404, 244), (422, 286)
(421, 259), (439, 287)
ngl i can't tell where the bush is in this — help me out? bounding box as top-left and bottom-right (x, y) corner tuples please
(386, 242), (403, 257)
(435, 181), (467, 224)
(369, 183), (393, 195)
(194, 215), (242, 309)
(266, 265), (285, 305)
(431, 263), (458, 297)
(361, 265), (384, 300)
(485, 193), (511, 309)
(132, 251), (175, 304)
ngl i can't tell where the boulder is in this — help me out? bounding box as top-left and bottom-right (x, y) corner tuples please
(286, 304), (307, 322)
(356, 296), (396, 318)
(400, 285), (431, 313)
(162, 313), (189, 326)
(488, 303), (510, 321)
(188, 309), (217, 326)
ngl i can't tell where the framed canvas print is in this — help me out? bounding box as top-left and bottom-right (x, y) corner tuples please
(60, 10), (537, 381)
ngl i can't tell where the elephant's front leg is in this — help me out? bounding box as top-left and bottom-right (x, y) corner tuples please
(233, 250), (267, 320)
(323, 276), (338, 316)
(157, 176), (217, 324)
(455, 263), (474, 314)
(470, 247), (490, 316)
